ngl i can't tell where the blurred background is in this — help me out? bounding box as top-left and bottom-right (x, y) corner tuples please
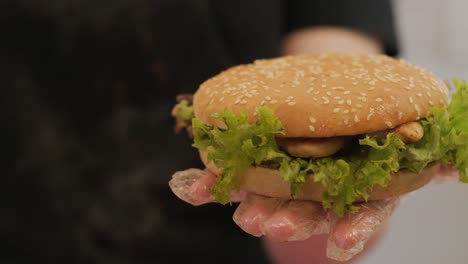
(361, 0), (468, 263)
(1, 0), (468, 264)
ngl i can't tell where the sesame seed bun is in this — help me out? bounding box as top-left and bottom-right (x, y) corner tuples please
(200, 151), (439, 201)
(193, 53), (449, 138)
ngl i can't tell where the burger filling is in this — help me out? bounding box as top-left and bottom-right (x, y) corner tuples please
(275, 137), (350, 158)
(274, 122), (424, 159)
(172, 79), (468, 216)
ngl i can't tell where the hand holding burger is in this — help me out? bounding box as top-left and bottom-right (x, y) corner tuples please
(170, 53), (468, 261)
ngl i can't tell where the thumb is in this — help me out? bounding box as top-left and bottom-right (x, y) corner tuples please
(169, 168), (246, 205)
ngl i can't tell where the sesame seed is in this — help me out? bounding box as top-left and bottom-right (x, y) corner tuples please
(426, 91), (432, 97)
(354, 115), (360, 123)
(343, 109), (350, 114)
(385, 121), (393, 127)
(359, 92), (367, 96)
(415, 104), (421, 117)
(309, 117), (316, 123)
(417, 93), (423, 97)
(288, 102), (296, 106)
(322, 97), (329, 101)
(265, 96), (271, 100)
(333, 108), (340, 113)
(398, 112), (403, 120)
(260, 100), (266, 105)
(366, 112), (374, 121)
(270, 100), (277, 104)
(338, 100), (345, 105)
(351, 108), (357, 113)
(240, 100), (247, 104)
(323, 100), (330, 104)
(429, 100), (434, 106)
(384, 88), (391, 92)
(346, 100), (352, 106)
(409, 97), (414, 103)
(326, 91), (332, 96)
(356, 104), (363, 108)
(344, 91), (351, 95)
(309, 125), (315, 132)
(334, 96), (341, 100)
(344, 119), (349, 125)
(376, 98), (383, 102)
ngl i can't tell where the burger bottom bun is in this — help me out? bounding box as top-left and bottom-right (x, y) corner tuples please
(200, 152), (439, 201)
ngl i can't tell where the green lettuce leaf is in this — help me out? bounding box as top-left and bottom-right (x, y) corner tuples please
(191, 107), (407, 216)
(193, 108), (287, 204)
(172, 100), (194, 120)
(311, 133), (405, 216)
(400, 79), (468, 182)
(171, 100), (194, 132)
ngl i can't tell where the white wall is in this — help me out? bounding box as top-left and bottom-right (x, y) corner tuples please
(393, 0), (468, 78)
(360, 1), (468, 263)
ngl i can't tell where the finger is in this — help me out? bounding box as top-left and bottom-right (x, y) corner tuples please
(169, 169), (215, 205)
(233, 194), (284, 237)
(327, 198), (400, 262)
(261, 200), (329, 242)
(432, 165), (459, 183)
(169, 168), (247, 206)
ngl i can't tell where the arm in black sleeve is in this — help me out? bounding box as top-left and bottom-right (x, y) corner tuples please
(285, 0), (399, 56)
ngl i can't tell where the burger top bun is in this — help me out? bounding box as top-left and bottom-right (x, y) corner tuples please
(193, 54), (449, 138)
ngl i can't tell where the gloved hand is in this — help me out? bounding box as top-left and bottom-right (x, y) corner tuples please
(169, 168), (416, 261)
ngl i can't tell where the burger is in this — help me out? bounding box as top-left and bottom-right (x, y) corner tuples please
(171, 53), (468, 216)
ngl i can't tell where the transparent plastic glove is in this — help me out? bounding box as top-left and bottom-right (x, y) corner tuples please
(169, 169), (399, 262)
(431, 165), (460, 183)
(169, 169), (245, 206)
(326, 198), (399, 261)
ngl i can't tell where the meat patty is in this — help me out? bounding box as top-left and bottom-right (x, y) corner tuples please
(276, 137), (348, 158)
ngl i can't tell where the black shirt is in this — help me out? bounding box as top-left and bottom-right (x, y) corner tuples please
(1, 1), (398, 263)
